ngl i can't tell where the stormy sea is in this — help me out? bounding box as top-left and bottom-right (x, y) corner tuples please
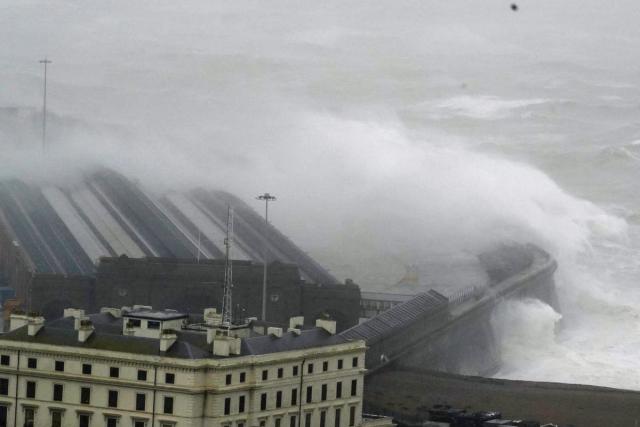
(2, 1), (640, 389)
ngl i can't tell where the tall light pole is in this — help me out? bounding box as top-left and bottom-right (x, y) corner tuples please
(256, 193), (276, 322)
(39, 57), (52, 153)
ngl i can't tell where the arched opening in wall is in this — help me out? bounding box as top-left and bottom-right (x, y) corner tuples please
(312, 309), (349, 332)
(41, 299), (75, 320)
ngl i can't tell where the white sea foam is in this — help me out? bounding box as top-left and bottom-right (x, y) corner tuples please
(425, 96), (550, 120)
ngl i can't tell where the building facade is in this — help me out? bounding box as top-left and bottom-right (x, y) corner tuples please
(0, 308), (390, 427)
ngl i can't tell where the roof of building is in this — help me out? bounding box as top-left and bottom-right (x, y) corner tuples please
(0, 312), (352, 360)
(0, 168), (337, 284)
(123, 308), (188, 321)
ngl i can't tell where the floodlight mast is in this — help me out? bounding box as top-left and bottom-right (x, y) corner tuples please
(256, 193), (276, 322)
(221, 206), (234, 329)
(39, 58), (52, 153)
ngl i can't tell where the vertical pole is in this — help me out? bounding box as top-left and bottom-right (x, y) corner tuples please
(261, 199), (268, 322)
(256, 193), (276, 322)
(39, 58), (52, 153)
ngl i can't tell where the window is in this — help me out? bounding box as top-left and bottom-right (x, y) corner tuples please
(108, 389), (118, 407)
(351, 379), (357, 396)
(321, 384), (327, 401)
(110, 367), (119, 378)
(138, 369), (147, 381)
(80, 387), (91, 404)
(134, 421), (146, 427)
(260, 421), (266, 427)
(239, 395), (245, 413)
(335, 408), (341, 427)
(226, 374), (232, 385)
(352, 357), (358, 368)
(129, 318), (141, 327)
(51, 410), (62, 427)
(349, 406), (356, 426)
(307, 363), (314, 374)
(24, 408), (35, 426)
(79, 414), (90, 427)
(27, 358), (37, 369)
(260, 393), (267, 411)
(292, 366), (299, 376)
(163, 396), (174, 414)
(305, 413), (312, 427)
(291, 388), (297, 406)
(0, 378), (8, 395)
(82, 363), (92, 375)
(306, 385), (312, 403)
(275, 418), (281, 427)
(323, 361), (328, 372)
(0, 355), (9, 366)
(277, 367), (283, 378)
(107, 417), (118, 427)
(337, 359), (343, 370)
(53, 383), (63, 401)
(136, 393), (146, 411)
(165, 373), (175, 384)
(336, 381), (342, 399)
(261, 369), (268, 380)
(239, 372), (246, 383)
(224, 397), (231, 415)
(289, 416), (297, 427)
(276, 390), (282, 408)
(238, 423), (244, 427)
(55, 360), (64, 372)
(320, 410), (327, 427)
(148, 320), (160, 329)
(26, 380), (36, 398)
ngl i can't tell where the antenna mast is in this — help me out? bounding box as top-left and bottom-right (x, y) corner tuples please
(221, 206), (234, 329)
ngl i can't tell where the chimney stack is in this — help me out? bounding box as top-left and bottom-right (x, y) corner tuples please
(160, 329), (177, 352)
(315, 318), (337, 335)
(78, 319), (94, 342)
(9, 310), (28, 332)
(212, 336), (241, 357)
(289, 316), (304, 330)
(27, 315), (45, 337)
(204, 308), (222, 327)
(267, 327), (283, 338)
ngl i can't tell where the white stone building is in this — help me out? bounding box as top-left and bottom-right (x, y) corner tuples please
(0, 307), (392, 427)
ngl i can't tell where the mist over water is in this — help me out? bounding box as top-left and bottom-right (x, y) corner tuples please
(2, 1), (640, 389)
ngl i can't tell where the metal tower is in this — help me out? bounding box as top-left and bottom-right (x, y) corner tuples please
(221, 206), (234, 329)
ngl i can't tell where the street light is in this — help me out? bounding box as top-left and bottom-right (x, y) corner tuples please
(39, 58), (52, 153)
(256, 193), (276, 322)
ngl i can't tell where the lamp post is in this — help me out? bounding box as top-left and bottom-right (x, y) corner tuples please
(256, 193), (276, 322)
(39, 58), (52, 153)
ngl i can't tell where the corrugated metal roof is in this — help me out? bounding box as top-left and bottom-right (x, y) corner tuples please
(340, 290), (448, 343)
(0, 169), (337, 284)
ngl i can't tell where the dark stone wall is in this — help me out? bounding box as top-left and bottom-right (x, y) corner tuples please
(31, 274), (94, 320)
(26, 256), (361, 330)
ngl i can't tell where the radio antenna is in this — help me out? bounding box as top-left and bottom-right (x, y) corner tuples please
(221, 206), (234, 329)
